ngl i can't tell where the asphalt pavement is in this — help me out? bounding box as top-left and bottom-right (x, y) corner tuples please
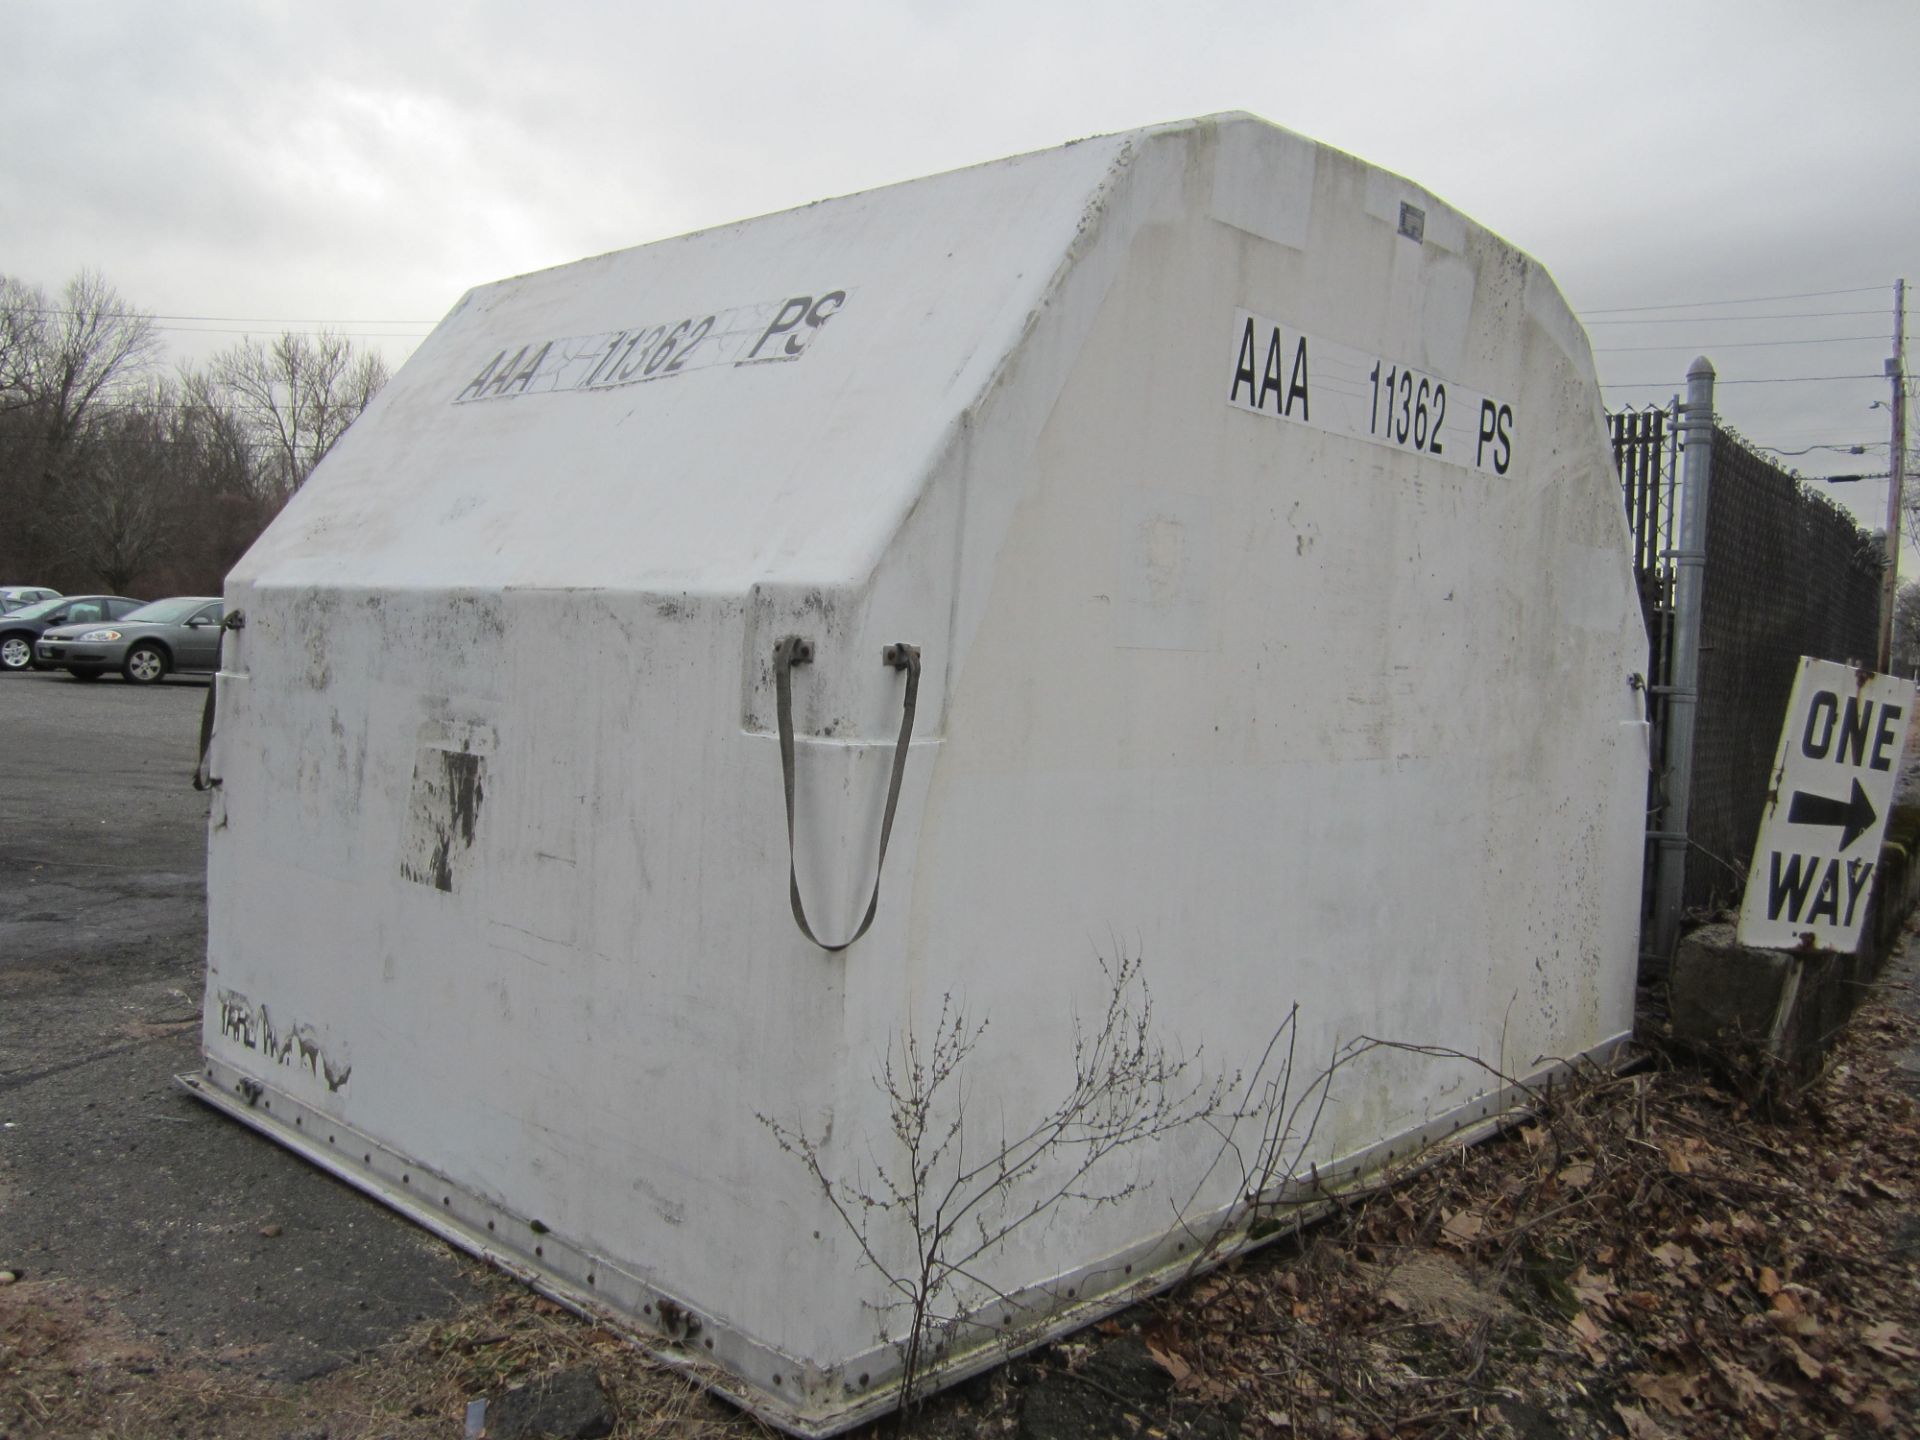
(0, 666), (476, 1382)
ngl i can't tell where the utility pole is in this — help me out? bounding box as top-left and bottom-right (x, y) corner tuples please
(1882, 278), (1906, 671)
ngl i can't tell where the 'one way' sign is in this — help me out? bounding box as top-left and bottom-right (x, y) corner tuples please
(1736, 657), (1913, 952)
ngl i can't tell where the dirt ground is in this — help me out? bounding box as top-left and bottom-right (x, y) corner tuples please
(3, 666), (1919, 1439)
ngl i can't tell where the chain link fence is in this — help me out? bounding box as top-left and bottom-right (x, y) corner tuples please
(1617, 409), (1885, 925)
(1683, 429), (1884, 912)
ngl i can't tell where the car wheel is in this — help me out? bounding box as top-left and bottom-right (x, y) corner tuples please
(68, 668), (102, 681)
(123, 644), (168, 685)
(0, 635), (32, 671)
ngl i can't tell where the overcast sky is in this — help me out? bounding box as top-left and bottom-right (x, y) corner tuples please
(5, 1), (1914, 541)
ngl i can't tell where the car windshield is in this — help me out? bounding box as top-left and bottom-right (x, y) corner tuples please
(9, 596), (69, 620)
(119, 598), (213, 625)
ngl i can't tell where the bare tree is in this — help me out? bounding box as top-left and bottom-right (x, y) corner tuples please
(171, 366), (266, 497)
(211, 330), (389, 501)
(0, 271), (161, 578)
(762, 953), (1224, 1414)
(5, 270), (161, 463)
(0, 274), (387, 593)
(58, 385), (181, 593)
(1892, 579), (1920, 679)
(163, 368), (290, 589)
(0, 276), (43, 414)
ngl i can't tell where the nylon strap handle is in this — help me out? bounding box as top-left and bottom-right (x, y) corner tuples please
(775, 635), (921, 953)
(191, 680), (217, 791)
(192, 610), (244, 792)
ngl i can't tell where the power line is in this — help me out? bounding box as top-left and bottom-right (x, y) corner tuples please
(1586, 309), (1887, 326)
(0, 430), (284, 450)
(1, 399), (361, 412)
(1601, 373), (1887, 388)
(153, 325), (430, 339)
(1716, 373), (1889, 384)
(1580, 285), (1884, 316)
(27, 305), (437, 325)
(1594, 334), (1885, 353)
(1759, 442), (1887, 456)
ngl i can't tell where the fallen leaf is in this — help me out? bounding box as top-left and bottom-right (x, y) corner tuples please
(1628, 1370), (1701, 1417)
(1558, 1161), (1595, 1188)
(1755, 1266), (1781, 1297)
(1520, 1125), (1547, 1151)
(1649, 1241), (1695, 1270)
(1571, 1267), (1616, 1313)
(1191, 1375), (1236, 1404)
(1853, 1395), (1897, 1429)
(1860, 1322), (1920, 1362)
(1770, 1309), (1821, 1339)
(1440, 1209), (1485, 1247)
(1188, 1276), (1229, 1306)
(1613, 1401), (1676, 1439)
(1779, 1336), (1824, 1381)
(1712, 1357), (1790, 1412)
(1569, 1310), (1609, 1361)
(1143, 1339), (1191, 1384)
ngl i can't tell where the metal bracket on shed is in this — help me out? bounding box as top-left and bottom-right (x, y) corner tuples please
(774, 635), (920, 952)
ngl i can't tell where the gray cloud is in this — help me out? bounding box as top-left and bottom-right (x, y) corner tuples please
(3, 0), (1911, 521)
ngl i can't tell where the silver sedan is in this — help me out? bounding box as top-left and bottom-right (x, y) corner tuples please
(36, 596), (225, 684)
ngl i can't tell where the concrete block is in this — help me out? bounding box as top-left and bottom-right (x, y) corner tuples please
(1668, 924), (1792, 1044)
(1670, 923), (1869, 1083)
(1669, 812), (1920, 1084)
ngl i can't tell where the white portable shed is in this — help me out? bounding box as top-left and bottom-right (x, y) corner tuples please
(186, 113), (1648, 1433)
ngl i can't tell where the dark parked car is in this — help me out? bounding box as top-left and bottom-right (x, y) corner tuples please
(36, 596), (225, 683)
(0, 594), (145, 672)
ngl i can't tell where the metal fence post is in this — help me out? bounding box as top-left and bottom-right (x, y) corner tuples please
(1651, 357), (1715, 962)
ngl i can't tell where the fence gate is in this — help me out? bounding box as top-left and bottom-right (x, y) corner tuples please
(1611, 402), (1681, 950)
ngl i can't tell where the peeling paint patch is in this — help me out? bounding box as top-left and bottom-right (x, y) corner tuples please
(216, 988), (353, 1091)
(400, 745), (487, 892)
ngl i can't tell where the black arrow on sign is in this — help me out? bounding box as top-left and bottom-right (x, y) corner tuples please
(1787, 777), (1877, 852)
